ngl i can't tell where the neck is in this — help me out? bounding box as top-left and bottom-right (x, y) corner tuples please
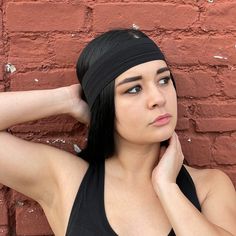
(107, 136), (161, 182)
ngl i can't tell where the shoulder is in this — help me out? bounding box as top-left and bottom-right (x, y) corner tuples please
(183, 165), (235, 205)
(183, 164), (234, 190)
(183, 165), (236, 235)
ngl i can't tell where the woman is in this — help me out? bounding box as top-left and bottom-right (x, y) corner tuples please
(0, 28), (235, 236)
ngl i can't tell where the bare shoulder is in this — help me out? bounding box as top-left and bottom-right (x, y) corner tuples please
(183, 164), (235, 192)
(183, 164), (220, 186)
(183, 164), (236, 235)
(182, 165), (214, 204)
(183, 165), (236, 205)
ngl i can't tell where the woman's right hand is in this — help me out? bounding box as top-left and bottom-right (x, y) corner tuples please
(66, 84), (90, 125)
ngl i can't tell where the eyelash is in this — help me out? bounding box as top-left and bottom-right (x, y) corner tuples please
(125, 76), (171, 94)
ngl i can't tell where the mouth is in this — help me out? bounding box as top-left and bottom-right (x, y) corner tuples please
(150, 113), (172, 126)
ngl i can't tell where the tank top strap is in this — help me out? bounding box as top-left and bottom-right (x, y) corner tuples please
(66, 161), (201, 236)
(176, 165), (202, 212)
(66, 161), (105, 235)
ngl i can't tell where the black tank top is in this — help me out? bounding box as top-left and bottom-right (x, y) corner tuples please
(66, 160), (201, 236)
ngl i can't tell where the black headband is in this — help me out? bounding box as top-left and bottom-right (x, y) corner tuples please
(82, 37), (168, 108)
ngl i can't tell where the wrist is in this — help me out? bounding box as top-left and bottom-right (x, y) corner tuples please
(154, 182), (178, 198)
(53, 86), (72, 115)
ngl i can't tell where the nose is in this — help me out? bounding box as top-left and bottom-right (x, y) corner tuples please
(146, 86), (166, 109)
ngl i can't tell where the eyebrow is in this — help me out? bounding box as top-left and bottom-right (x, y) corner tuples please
(116, 67), (170, 87)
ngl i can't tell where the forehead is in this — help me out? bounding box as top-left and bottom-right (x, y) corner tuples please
(115, 60), (168, 83)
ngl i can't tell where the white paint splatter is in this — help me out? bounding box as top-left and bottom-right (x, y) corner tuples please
(51, 139), (66, 144)
(17, 201), (24, 206)
(5, 63), (16, 73)
(73, 144), (81, 153)
(213, 55), (228, 60)
(0, 228), (7, 233)
(187, 138), (192, 142)
(132, 23), (140, 31)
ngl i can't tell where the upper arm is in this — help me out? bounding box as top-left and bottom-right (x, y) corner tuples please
(201, 169), (236, 235)
(0, 131), (88, 206)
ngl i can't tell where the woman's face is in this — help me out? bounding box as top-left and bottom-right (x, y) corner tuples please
(114, 60), (177, 145)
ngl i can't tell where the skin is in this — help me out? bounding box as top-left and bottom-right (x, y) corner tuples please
(113, 60), (178, 180)
(0, 60), (235, 236)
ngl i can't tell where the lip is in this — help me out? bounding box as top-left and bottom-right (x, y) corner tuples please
(150, 113), (172, 126)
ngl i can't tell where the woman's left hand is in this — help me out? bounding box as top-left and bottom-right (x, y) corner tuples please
(152, 132), (184, 194)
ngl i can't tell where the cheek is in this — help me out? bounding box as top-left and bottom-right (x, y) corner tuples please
(115, 100), (140, 126)
(115, 97), (143, 137)
(168, 88), (177, 109)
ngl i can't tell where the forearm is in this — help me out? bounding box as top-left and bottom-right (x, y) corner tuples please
(0, 87), (71, 130)
(156, 183), (233, 236)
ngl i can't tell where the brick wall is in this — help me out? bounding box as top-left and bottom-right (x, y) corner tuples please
(0, 0), (235, 235)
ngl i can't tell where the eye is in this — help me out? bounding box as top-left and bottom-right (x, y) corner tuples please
(159, 76), (171, 85)
(125, 85), (142, 94)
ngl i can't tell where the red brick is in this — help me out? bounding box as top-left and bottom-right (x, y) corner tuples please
(0, 84), (4, 92)
(174, 70), (216, 98)
(10, 122), (76, 135)
(177, 103), (188, 118)
(213, 136), (236, 165)
(52, 37), (86, 66)
(176, 103), (190, 130)
(0, 56), (4, 81)
(195, 103), (236, 118)
(10, 69), (78, 91)
(201, 3), (236, 31)
(0, 226), (8, 236)
(94, 3), (199, 31)
(176, 118), (189, 131)
(161, 37), (236, 66)
(12, 190), (34, 203)
(34, 134), (87, 154)
(9, 36), (51, 69)
(10, 125), (87, 154)
(16, 204), (53, 235)
(9, 115), (80, 134)
(179, 136), (212, 167)
(0, 41), (4, 55)
(6, 2), (86, 32)
(0, 10), (2, 38)
(0, 191), (8, 225)
(196, 118), (236, 132)
(221, 70), (236, 98)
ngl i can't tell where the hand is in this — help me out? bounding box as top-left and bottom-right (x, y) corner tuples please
(66, 84), (90, 125)
(152, 132), (184, 193)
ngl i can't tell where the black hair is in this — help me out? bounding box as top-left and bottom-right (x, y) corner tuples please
(76, 28), (175, 164)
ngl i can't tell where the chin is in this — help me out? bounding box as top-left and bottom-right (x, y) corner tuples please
(152, 127), (175, 144)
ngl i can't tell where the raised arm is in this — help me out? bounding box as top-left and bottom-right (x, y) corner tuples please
(0, 84), (89, 130)
(0, 84), (90, 206)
